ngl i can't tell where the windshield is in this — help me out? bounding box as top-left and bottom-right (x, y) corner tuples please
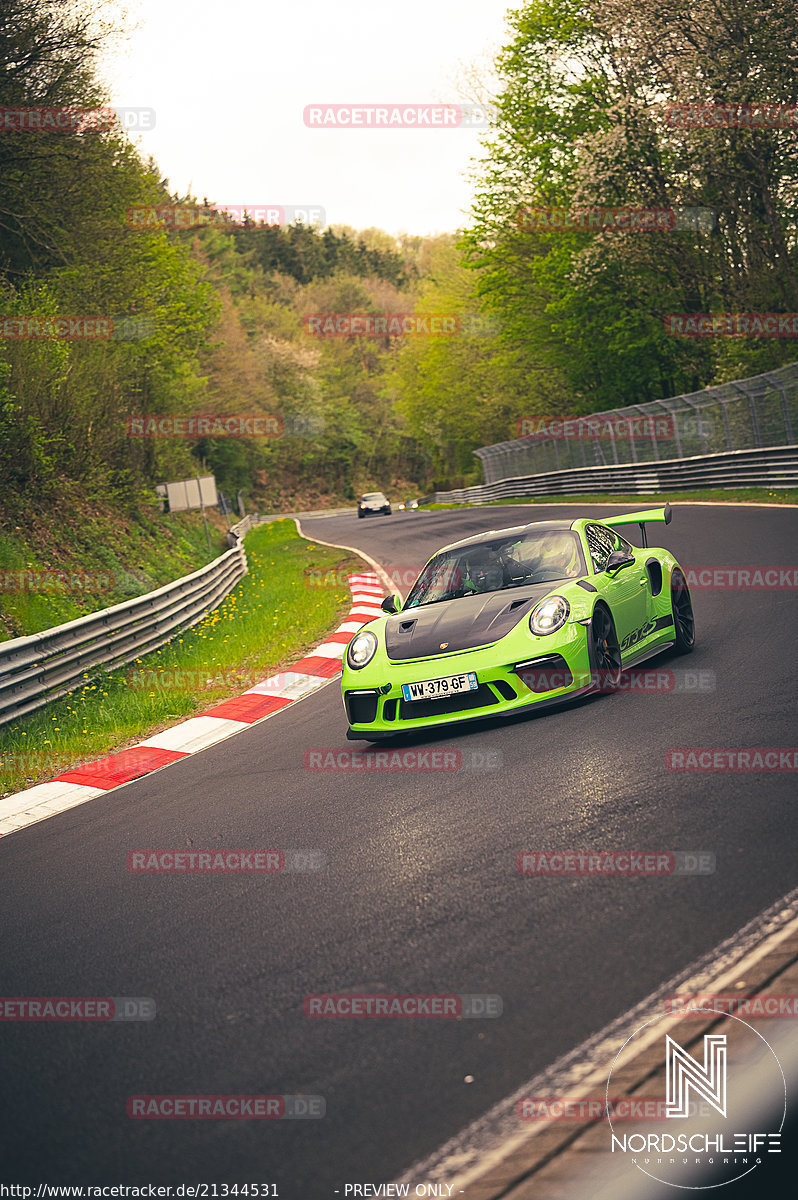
(403, 530), (586, 608)
(362, 493), (385, 501)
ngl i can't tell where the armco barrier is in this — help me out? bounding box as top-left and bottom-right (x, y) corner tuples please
(227, 513), (258, 544)
(0, 542), (247, 729)
(432, 444), (798, 504)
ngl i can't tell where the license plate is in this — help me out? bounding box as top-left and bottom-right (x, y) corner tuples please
(401, 672), (479, 702)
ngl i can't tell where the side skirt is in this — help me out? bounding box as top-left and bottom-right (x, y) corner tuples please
(622, 637), (676, 670)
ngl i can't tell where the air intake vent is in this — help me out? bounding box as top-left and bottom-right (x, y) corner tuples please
(514, 655), (572, 694)
(344, 690), (379, 723)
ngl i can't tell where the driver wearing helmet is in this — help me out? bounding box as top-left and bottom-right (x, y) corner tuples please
(463, 546), (505, 593)
(540, 532), (580, 578)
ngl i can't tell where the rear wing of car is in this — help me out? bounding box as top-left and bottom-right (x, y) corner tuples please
(602, 502), (672, 547)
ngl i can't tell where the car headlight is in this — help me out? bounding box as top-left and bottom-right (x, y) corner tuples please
(347, 629), (378, 669)
(529, 596), (570, 636)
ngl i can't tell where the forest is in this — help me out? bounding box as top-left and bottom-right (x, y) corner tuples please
(2, 0), (796, 521)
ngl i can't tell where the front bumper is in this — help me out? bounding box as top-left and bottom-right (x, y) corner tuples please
(343, 622), (594, 740)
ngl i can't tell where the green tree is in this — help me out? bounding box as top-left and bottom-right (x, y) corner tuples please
(464, 0), (798, 415)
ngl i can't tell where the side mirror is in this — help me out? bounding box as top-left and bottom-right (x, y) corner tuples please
(606, 550), (635, 573)
(380, 594), (401, 614)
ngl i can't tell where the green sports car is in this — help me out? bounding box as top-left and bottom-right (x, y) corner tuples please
(341, 504), (695, 740)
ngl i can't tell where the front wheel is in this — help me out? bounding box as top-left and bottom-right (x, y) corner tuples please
(670, 568), (695, 654)
(589, 605), (621, 691)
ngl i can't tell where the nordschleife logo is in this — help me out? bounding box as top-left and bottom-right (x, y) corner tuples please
(606, 1010), (785, 1188)
(666, 1034), (727, 1118)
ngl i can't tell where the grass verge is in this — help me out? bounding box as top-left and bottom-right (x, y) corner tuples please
(423, 487), (797, 508)
(0, 492), (231, 642)
(0, 520), (362, 797)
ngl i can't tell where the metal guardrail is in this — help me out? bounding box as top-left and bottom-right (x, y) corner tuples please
(477, 361), (798, 484)
(432, 445), (798, 504)
(227, 513), (258, 544)
(0, 542), (247, 729)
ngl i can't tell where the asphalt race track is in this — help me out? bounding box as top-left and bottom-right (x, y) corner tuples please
(1, 503), (796, 1195)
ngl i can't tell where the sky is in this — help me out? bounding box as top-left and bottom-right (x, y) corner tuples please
(101, 0), (515, 237)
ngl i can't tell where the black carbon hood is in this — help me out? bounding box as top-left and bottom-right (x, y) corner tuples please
(385, 585), (556, 661)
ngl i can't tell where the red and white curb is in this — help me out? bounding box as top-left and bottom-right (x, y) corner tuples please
(0, 574), (384, 840)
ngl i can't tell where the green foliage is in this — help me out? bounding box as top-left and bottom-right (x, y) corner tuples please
(464, 0), (798, 418)
(0, 0), (433, 508)
(3, 0), (796, 516)
(232, 222), (411, 287)
(383, 238), (522, 479)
